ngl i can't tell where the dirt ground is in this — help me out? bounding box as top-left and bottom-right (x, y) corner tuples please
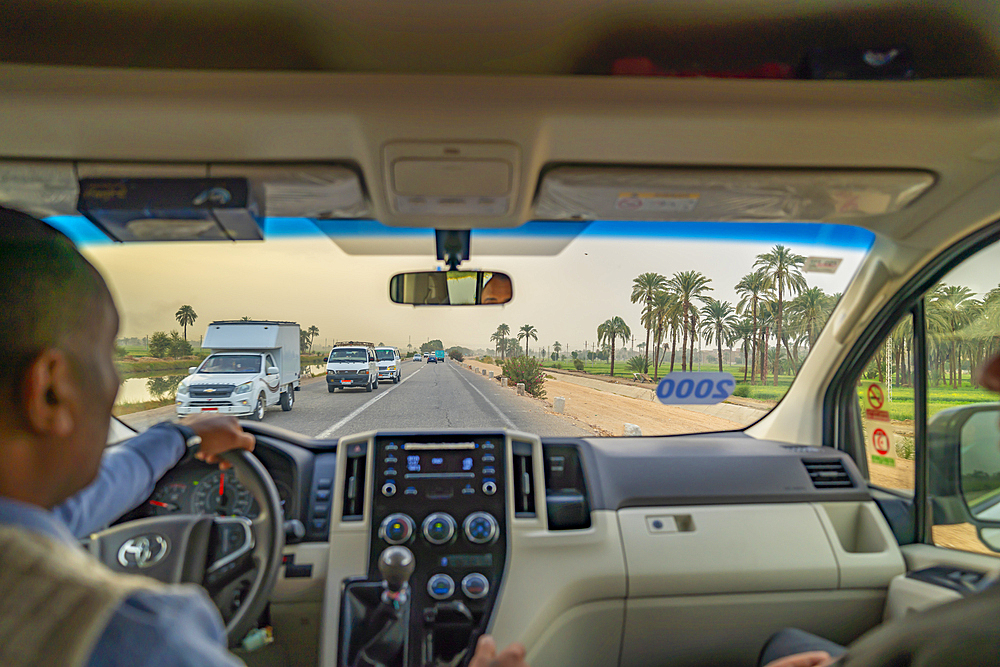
(463, 359), (742, 436)
(464, 359), (999, 559)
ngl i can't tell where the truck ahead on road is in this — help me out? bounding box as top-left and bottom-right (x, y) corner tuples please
(176, 320), (300, 420)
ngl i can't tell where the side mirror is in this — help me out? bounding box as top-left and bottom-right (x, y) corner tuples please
(389, 271), (512, 305)
(188, 366), (198, 374)
(322, 357), (328, 363)
(267, 366), (280, 376)
(927, 402), (1000, 551)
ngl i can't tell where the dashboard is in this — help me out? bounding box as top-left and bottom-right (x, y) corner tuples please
(123, 426), (912, 667)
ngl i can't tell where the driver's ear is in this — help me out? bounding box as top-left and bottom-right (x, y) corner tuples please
(23, 349), (77, 438)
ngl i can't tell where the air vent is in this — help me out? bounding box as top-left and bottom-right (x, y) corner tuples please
(341, 441), (368, 521)
(803, 459), (854, 489)
(511, 441), (536, 518)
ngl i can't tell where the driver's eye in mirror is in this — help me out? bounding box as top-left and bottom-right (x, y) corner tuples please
(389, 271), (512, 305)
(960, 407), (1000, 523)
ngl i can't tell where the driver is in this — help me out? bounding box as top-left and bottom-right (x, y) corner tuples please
(0, 207), (529, 667)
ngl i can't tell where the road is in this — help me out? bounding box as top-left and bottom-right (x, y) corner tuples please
(240, 360), (591, 440)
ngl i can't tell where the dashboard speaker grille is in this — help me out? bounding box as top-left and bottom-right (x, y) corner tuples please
(803, 459), (854, 489)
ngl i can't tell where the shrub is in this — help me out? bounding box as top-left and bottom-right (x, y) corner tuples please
(168, 331), (194, 357)
(449, 349), (464, 362)
(552, 362), (562, 369)
(896, 437), (915, 461)
(481, 355), (494, 365)
(573, 359), (585, 371)
(732, 385), (751, 398)
(626, 357), (648, 374)
(148, 331), (171, 358)
(501, 356), (547, 399)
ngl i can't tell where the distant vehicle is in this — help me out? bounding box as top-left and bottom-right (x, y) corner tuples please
(427, 351), (438, 363)
(176, 320), (300, 420)
(326, 341), (379, 392)
(375, 346), (402, 384)
(435, 349), (446, 362)
(413, 353), (421, 362)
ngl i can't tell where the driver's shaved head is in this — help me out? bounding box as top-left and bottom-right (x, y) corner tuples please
(0, 207), (111, 411)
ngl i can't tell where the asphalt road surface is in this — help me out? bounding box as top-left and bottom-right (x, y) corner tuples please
(252, 359), (591, 440)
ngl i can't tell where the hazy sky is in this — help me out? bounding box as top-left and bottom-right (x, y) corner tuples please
(67, 219), (876, 354)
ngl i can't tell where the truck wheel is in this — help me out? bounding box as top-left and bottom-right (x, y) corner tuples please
(253, 394), (266, 421)
(280, 385), (294, 411)
(328, 385), (336, 393)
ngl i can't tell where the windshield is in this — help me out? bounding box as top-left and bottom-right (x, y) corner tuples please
(199, 354), (261, 374)
(51, 217), (873, 440)
(376, 350), (396, 361)
(330, 349), (369, 363)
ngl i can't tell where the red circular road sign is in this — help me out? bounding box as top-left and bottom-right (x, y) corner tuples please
(867, 384), (884, 410)
(872, 428), (891, 456)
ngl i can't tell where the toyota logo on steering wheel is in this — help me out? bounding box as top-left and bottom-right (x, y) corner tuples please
(117, 535), (169, 569)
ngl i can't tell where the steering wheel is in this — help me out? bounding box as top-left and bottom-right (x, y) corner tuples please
(88, 449), (284, 647)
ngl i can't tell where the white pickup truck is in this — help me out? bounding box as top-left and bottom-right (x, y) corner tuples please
(176, 320), (300, 420)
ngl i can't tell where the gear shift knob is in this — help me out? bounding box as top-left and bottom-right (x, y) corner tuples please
(379, 546), (415, 593)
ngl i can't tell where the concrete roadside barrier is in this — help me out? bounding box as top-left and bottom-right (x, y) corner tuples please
(554, 397), (566, 413)
(624, 423), (642, 436)
(517, 383), (525, 396)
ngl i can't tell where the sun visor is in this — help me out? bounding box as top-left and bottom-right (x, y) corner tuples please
(534, 167), (935, 222)
(0, 161), (371, 237)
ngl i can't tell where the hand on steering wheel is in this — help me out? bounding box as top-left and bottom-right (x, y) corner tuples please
(88, 448), (284, 646)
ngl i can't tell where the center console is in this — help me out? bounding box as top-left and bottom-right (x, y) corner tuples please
(337, 433), (508, 667)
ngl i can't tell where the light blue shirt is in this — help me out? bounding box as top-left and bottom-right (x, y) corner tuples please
(0, 423), (244, 667)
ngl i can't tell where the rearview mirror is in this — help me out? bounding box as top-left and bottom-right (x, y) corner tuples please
(389, 271), (512, 305)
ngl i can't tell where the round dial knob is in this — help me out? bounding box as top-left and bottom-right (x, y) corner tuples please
(461, 573), (490, 599)
(379, 513), (415, 545)
(427, 573), (455, 600)
(422, 512), (457, 545)
(463, 512), (499, 545)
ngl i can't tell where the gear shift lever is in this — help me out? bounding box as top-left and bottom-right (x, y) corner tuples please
(379, 546), (415, 599)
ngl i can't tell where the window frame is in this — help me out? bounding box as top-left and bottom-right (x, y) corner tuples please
(823, 220), (1000, 545)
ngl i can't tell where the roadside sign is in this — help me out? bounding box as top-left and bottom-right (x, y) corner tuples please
(803, 257), (843, 274)
(872, 428), (891, 456)
(866, 383), (884, 410)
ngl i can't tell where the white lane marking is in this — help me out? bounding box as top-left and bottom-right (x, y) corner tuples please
(450, 363), (517, 430)
(315, 367), (424, 439)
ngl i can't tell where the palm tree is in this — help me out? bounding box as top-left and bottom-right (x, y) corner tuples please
(754, 245), (807, 385)
(631, 272), (667, 372)
(648, 291), (679, 380)
(597, 316), (631, 378)
(175, 305), (197, 341)
(667, 271), (713, 372)
(553, 341), (562, 359)
(784, 287), (832, 352)
(492, 323), (510, 360)
(517, 324), (538, 356)
(700, 299), (738, 373)
(929, 284), (980, 387)
(732, 318), (755, 382)
(307, 325), (320, 352)
(736, 269), (773, 384)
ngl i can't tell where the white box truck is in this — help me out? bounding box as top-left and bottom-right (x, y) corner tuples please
(176, 320), (300, 420)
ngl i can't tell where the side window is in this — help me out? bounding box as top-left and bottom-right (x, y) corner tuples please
(857, 241), (1000, 557)
(858, 315), (916, 492)
(924, 248), (1000, 556)
(266, 354), (276, 370)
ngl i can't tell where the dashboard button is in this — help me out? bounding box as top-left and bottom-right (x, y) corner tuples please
(379, 513), (415, 545)
(464, 512), (499, 544)
(483, 466), (496, 476)
(482, 454), (496, 463)
(404, 487), (418, 496)
(381, 482), (397, 497)
(317, 478), (332, 489)
(461, 573), (490, 599)
(422, 513), (457, 545)
(427, 574), (455, 600)
(385, 468), (397, 476)
(315, 489), (331, 501)
(313, 505), (329, 517)
(482, 480), (497, 496)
